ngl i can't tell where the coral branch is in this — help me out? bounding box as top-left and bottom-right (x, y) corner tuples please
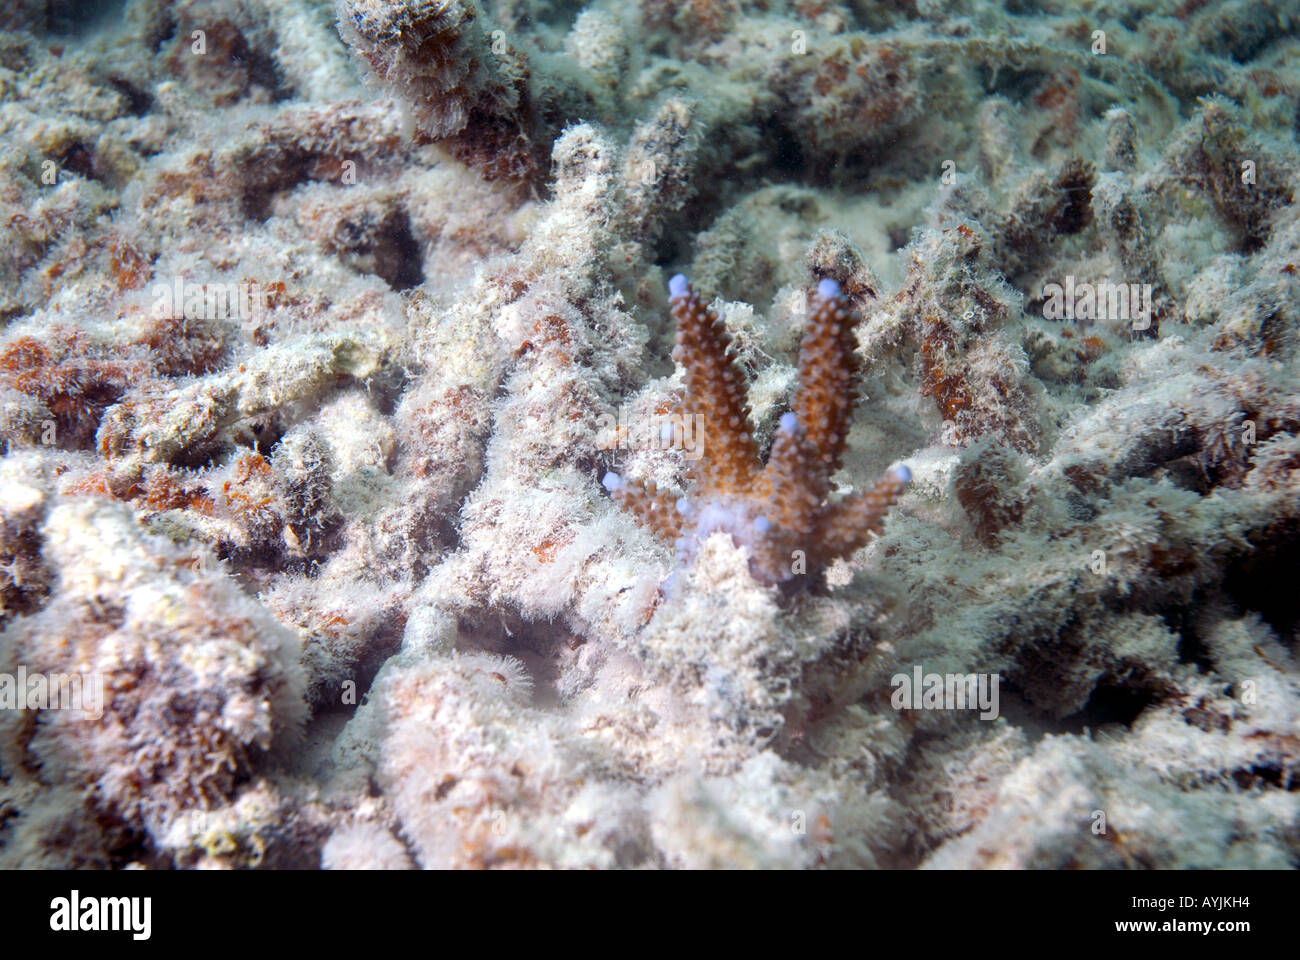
(813, 465), (912, 559)
(608, 276), (910, 588)
(669, 274), (760, 495)
(784, 278), (863, 499)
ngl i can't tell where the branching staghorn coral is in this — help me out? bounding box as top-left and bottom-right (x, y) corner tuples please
(2, 0), (1299, 872)
(605, 275), (910, 587)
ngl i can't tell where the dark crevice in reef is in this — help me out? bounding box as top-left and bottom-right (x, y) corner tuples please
(238, 153), (316, 222)
(237, 151), (335, 221)
(762, 121), (809, 181)
(103, 75), (154, 117)
(1222, 528), (1300, 647)
(237, 152), (375, 224)
(248, 50), (294, 104)
(1164, 595), (1217, 672)
(100, 818), (165, 870)
(53, 383), (129, 451)
(311, 624), (405, 721)
(57, 141), (99, 183)
(44, 0), (127, 36)
(240, 414), (287, 460)
(365, 364), (410, 418)
(337, 208), (425, 293)
(1008, 612), (1182, 733)
(166, 436), (231, 472)
(146, 12), (177, 54)
(1233, 762), (1299, 792)
(449, 610), (578, 712)
(1067, 676), (1169, 732)
(979, 66), (1049, 103)
(650, 120), (809, 269)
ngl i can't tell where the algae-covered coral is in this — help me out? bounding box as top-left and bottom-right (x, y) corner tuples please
(0, 0), (1298, 870)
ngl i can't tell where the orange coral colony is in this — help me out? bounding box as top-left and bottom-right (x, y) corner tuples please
(605, 276), (910, 587)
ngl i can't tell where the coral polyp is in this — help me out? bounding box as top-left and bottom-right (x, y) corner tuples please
(605, 277), (910, 587)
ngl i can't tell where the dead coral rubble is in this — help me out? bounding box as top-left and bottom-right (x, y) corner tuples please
(1, 0), (1299, 871)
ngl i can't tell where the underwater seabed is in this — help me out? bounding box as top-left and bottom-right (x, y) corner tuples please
(0, 0), (1297, 869)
